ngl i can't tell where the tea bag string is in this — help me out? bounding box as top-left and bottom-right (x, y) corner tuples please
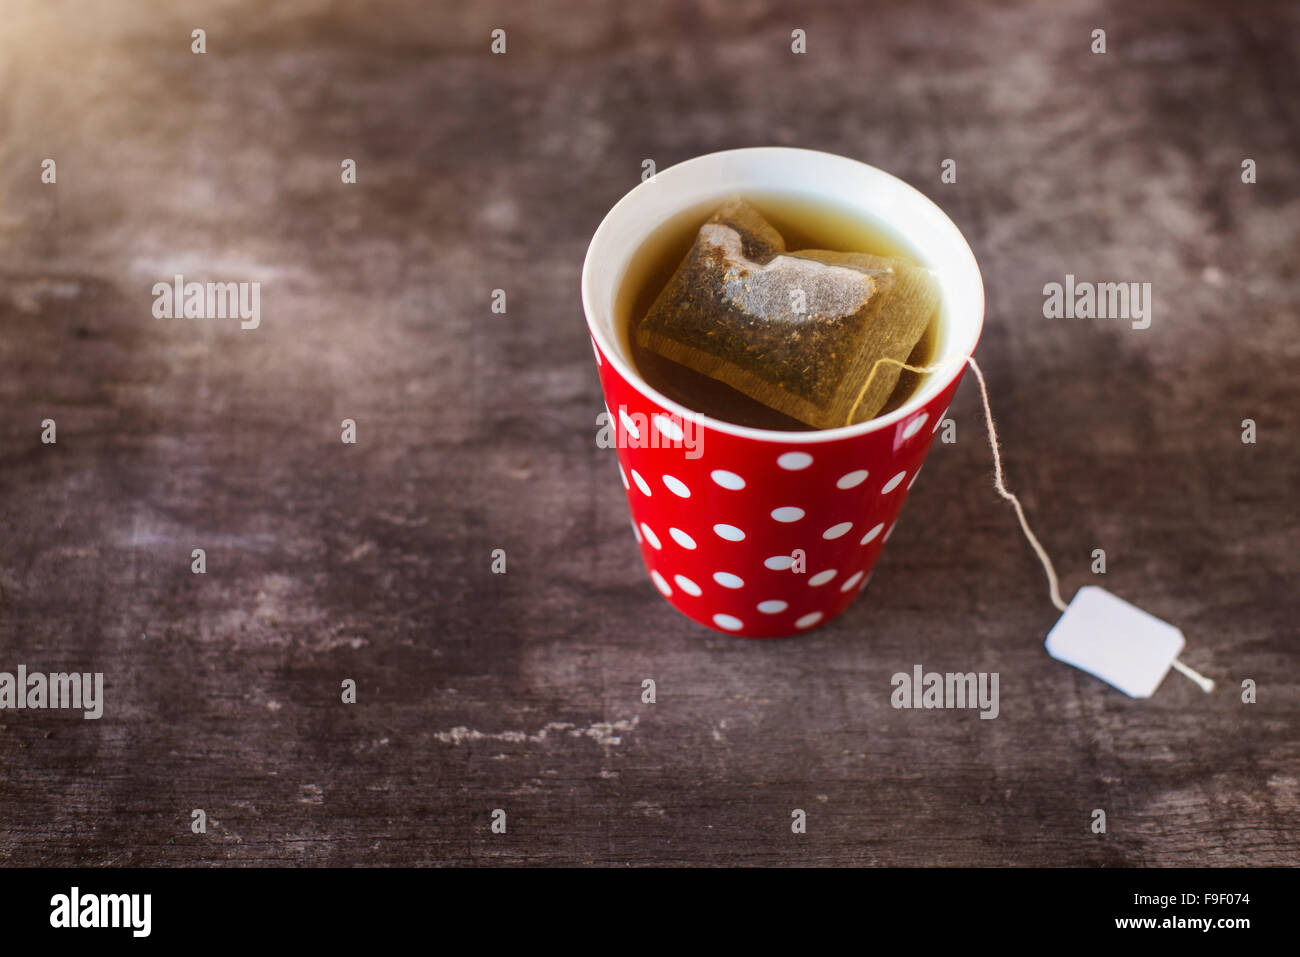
(851, 354), (1215, 693)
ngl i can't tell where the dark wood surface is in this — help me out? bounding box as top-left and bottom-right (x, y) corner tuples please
(1, 0), (1296, 866)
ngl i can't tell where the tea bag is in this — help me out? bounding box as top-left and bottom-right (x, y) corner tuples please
(635, 199), (940, 429)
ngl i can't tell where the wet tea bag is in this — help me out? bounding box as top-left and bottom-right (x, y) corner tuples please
(635, 199), (940, 429)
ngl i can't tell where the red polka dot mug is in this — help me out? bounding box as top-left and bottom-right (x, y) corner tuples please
(583, 148), (984, 637)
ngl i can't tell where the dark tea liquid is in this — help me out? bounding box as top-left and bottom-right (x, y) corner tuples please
(617, 192), (942, 431)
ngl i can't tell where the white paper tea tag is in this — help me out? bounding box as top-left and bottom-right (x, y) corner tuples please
(882, 355), (1214, 698)
(1045, 586), (1188, 697)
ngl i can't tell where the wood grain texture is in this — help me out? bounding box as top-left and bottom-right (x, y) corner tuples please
(0, 0), (1296, 866)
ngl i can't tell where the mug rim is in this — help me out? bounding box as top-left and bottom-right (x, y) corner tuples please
(581, 147), (984, 444)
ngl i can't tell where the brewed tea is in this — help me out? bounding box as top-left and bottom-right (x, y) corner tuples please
(617, 193), (942, 431)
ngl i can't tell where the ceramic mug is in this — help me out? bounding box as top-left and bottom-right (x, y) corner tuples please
(582, 147), (984, 637)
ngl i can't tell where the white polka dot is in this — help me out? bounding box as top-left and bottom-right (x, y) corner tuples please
(860, 522), (885, 545)
(713, 571), (745, 589)
(907, 467), (923, 490)
(902, 413), (928, 439)
(764, 555), (795, 571)
(822, 521), (853, 540)
(618, 407), (640, 439)
(639, 523), (661, 549)
(713, 523), (746, 541)
(933, 408), (949, 433)
(836, 469), (869, 489)
(662, 474), (691, 497)
(777, 451), (813, 470)
(795, 611), (823, 629)
(650, 570), (671, 596)
(881, 470), (907, 494)
(770, 506), (805, 523)
(631, 469), (652, 497)
(674, 574), (702, 596)
(757, 600), (788, 614)
(883, 521), (897, 542)
(711, 469), (746, 490)
(809, 569), (837, 587)
(591, 338), (601, 365)
(669, 527), (696, 550)
(840, 570), (865, 593)
(618, 464), (629, 490)
(653, 414), (684, 442)
(713, 613), (744, 631)
(631, 519), (642, 544)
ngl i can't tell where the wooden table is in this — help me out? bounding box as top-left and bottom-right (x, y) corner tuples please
(1, 0), (1295, 866)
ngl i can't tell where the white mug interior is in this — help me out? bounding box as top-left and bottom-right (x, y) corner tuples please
(581, 147), (985, 443)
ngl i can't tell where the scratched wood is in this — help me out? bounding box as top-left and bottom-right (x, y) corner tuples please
(0, 0), (1296, 866)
